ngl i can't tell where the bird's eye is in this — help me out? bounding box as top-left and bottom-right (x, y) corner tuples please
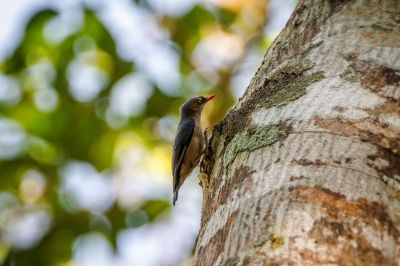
(198, 98), (204, 104)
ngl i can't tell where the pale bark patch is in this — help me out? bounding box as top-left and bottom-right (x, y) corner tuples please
(252, 77), (384, 129)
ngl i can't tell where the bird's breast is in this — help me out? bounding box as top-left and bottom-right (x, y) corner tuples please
(179, 125), (204, 182)
(186, 126), (204, 163)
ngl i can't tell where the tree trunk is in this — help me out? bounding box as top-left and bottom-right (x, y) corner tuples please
(194, 0), (400, 265)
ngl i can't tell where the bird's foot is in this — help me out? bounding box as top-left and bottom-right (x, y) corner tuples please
(203, 127), (209, 148)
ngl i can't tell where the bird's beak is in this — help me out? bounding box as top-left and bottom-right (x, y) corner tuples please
(205, 95), (216, 103)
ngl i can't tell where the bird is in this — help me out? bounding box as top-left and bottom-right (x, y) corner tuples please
(172, 95), (215, 205)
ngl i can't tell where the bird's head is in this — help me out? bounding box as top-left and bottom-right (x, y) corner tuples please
(180, 95), (215, 116)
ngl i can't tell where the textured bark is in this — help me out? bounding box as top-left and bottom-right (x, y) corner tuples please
(195, 0), (400, 265)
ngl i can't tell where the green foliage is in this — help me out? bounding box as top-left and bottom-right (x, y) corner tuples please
(141, 199), (171, 221)
(0, 0), (271, 264)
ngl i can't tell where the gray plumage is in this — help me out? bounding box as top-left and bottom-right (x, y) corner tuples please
(172, 95), (215, 205)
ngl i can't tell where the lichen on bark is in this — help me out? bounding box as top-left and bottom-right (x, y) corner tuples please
(261, 70), (324, 109)
(224, 125), (285, 166)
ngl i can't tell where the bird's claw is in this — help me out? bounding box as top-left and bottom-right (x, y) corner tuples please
(203, 127), (209, 137)
(203, 127), (209, 147)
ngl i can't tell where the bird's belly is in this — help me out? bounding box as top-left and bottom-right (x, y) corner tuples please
(179, 133), (203, 184)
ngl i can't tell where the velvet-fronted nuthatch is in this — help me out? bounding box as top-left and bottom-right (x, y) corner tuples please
(172, 95), (215, 205)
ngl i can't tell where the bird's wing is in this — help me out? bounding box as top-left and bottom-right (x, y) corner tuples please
(172, 118), (195, 198)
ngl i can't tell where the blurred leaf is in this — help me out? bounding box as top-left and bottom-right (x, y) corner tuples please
(125, 210), (149, 227)
(89, 130), (118, 170)
(141, 199), (171, 221)
(105, 205), (126, 247)
(145, 88), (179, 117)
(0, 244), (11, 265)
(172, 6), (215, 54)
(81, 10), (117, 58)
(215, 8), (237, 27)
(3, 10), (57, 74)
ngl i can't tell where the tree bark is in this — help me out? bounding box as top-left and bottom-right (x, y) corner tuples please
(194, 0), (400, 265)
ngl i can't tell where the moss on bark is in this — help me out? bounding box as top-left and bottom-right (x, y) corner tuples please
(224, 125), (288, 166)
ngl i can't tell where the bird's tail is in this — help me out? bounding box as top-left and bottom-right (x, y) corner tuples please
(173, 190), (179, 206)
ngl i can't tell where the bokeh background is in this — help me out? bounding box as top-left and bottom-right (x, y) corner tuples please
(0, 0), (295, 265)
